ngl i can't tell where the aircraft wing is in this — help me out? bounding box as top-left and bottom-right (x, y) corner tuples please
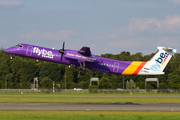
(65, 46), (102, 63)
(65, 52), (96, 63)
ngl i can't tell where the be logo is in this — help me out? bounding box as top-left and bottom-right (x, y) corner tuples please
(155, 52), (169, 65)
(150, 52), (169, 71)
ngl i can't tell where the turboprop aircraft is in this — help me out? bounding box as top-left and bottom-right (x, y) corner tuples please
(4, 42), (177, 75)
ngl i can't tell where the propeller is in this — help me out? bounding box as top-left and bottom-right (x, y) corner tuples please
(59, 41), (65, 62)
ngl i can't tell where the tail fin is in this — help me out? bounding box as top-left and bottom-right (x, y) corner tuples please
(139, 47), (177, 75)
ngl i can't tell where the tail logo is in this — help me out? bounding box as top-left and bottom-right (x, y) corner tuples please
(150, 52), (169, 71)
(155, 53), (169, 65)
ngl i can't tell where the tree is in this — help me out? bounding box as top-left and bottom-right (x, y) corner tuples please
(136, 82), (145, 89)
(38, 62), (52, 81)
(10, 56), (27, 88)
(6, 73), (13, 89)
(88, 85), (98, 93)
(40, 77), (52, 89)
(64, 66), (74, 82)
(167, 74), (180, 89)
(77, 70), (91, 89)
(146, 84), (154, 89)
(0, 63), (10, 88)
(159, 82), (168, 89)
(126, 79), (136, 89)
(23, 60), (39, 88)
(48, 63), (65, 82)
(99, 77), (111, 89)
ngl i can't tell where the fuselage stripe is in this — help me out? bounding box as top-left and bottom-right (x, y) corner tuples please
(121, 61), (143, 75)
(132, 62), (147, 75)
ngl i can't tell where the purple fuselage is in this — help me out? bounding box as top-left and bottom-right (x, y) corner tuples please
(4, 43), (135, 75)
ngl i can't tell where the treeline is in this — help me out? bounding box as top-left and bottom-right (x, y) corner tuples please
(0, 48), (180, 89)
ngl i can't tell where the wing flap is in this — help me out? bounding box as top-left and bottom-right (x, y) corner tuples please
(65, 46), (103, 63)
(65, 52), (98, 63)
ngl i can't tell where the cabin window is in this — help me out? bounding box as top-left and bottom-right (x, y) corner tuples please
(15, 45), (23, 48)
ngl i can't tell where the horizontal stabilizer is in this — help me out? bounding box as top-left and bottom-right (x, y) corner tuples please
(159, 47), (177, 54)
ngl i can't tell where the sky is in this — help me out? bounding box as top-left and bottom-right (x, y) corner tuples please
(1, 0), (180, 55)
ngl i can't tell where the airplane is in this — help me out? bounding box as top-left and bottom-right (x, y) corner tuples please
(4, 42), (177, 76)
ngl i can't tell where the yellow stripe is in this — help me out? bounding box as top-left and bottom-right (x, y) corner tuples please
(121, 62), (142, 75)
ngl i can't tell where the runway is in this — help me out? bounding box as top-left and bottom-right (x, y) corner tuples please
(0, 103), (180, 111)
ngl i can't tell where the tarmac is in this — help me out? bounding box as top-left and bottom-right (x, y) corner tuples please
(0, 103), (180, 111)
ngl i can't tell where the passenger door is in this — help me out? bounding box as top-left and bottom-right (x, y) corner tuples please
(113, 62), (119, 73)
(26, 46), (33, 56)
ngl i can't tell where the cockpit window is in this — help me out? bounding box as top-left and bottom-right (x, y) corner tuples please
(15, 45), (23, 48)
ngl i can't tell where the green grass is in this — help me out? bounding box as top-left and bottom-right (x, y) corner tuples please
(0, 111), (179, 120)
(0, 89), (179, 95)
(0, 94), (179, 119)
(0, 94), (180, 103)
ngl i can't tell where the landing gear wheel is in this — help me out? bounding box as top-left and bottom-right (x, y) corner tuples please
(80, 70), (86, 76)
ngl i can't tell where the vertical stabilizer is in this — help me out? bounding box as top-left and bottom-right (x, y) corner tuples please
(138, 47), (177, 75)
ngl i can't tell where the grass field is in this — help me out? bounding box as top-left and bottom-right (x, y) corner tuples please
(0, 111), (180, 120)
(0, 94), (180, 103)
(1, 94), (180, 119)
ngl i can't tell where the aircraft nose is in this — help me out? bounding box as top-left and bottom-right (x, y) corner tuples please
(4, 48), (12, 54)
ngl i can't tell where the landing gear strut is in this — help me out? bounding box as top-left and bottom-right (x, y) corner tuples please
(10, 54), (13, 59)
(79, 62), (86, 75)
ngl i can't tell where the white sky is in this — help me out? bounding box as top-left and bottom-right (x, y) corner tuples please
(0, 0), (180, 55)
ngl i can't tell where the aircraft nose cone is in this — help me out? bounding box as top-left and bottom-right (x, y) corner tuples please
(4, 48), (12, 54)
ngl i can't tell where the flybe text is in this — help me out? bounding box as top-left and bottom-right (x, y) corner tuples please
(150, 52), (169, 71)
(33, 47), (54, 59)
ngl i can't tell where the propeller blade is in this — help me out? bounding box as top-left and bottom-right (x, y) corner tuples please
(59, 41), (65, 62)
(62, 41), (65, 51)
(60, 53), (63, 61)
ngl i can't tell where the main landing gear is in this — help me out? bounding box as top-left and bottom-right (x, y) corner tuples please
(79, 62), (86, 76)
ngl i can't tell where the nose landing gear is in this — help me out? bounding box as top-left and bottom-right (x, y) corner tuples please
(79, 62), (86, 76)
(10, 54), (13, 59)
